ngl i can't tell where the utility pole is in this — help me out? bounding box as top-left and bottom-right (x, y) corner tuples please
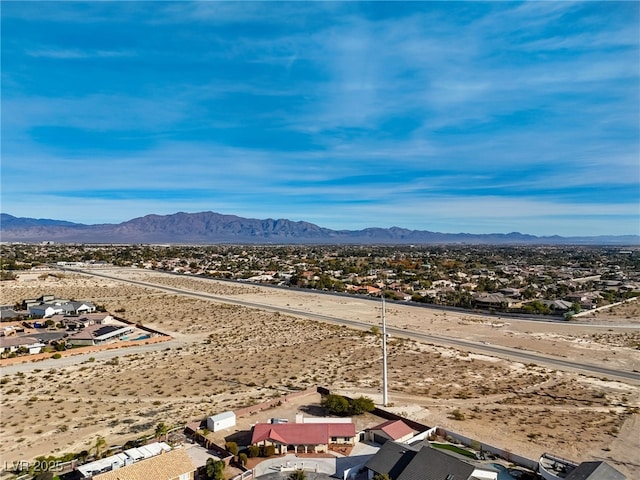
(382, 295), (388, 407)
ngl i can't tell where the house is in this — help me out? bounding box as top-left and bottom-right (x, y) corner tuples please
(89, 447), (195, 480)
(564, 461), (626, 480)
(0, 308), (20, 321)
(251, 421), (356, 454)
(24, 295), (96, 318)
(29, 303), (64, 318)
(61, 313), (112, 329)
(366, 419), (416, 444)
(541, 300), (574, 312)
(499, 288), (521, 298)
(564, 292), (600, 309)
(473, 293), (514, 309)
(364, 441), (497, 480)
(538, 454), (626, 480)
(67, 323), (134, 346)
(0, 336), (46, 355)
(359, 286), (381, 296)
(206, 411), (236, 432)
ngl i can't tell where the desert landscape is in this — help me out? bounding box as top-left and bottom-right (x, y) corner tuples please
(1, 268), (639, 478)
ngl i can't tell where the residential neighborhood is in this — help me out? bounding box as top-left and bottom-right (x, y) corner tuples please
(0, 245), (637, 480)
(2, 244), (639, 318)
(0, 295), (159, 359)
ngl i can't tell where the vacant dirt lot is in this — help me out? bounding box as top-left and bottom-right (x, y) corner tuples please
(1, 268), (638, 478)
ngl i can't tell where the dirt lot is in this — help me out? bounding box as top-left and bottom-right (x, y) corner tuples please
(1, 268), (639, 478)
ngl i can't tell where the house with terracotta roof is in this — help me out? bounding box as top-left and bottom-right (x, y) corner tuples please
(366, 419), (416, 444)
(250, 421), (356, 454)
(91, 447), (196, 480)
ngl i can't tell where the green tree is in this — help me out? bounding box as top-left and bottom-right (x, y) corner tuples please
(350, 396), (375, 415)
(288, 470), (306, 480)
(322, 394), (350, 416)
(238, 452), (248, 466)
(205, 458), (225, 480)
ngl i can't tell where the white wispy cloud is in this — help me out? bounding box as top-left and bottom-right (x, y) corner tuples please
(26, 48), (135, 59)
(2, 1), (638, 236)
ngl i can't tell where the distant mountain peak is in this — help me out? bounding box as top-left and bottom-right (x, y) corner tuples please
(0, 211), (638, 245)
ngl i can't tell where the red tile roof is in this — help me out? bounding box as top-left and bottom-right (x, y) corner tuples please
(251, 423), (356, 445)
(369, 420), (415, 440)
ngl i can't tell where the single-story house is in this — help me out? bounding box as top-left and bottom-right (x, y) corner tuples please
(473, 293), (518, 309)
(67, 323), (134, 346)
(251, 421), (356, 454)
(364, 441), (497, 480)
(0, 336), (46, 355)
(564, 461), (626, 480)
(564, 292), (601, 309)
(99, 448), (195, 480)
(61, 313), (113, 329)
(541, 300), (574, 312)
(366, 419), (416, 444)
(29, 300), (96, 318)
(539, 454), (626, 480)
(79, 443), (195, 480)
(0, 308), (20, 321)
(29, 303), (65, 318)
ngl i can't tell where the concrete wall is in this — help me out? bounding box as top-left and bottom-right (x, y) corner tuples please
(234, 388), (317, 418)
(0, 334), (171, 366)
(436, 427), (538, 471)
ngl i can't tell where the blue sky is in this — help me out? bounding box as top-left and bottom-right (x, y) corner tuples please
(2, 1), (639, 236)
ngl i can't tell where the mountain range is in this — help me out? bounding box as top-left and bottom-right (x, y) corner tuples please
(1, 212), (638, 245)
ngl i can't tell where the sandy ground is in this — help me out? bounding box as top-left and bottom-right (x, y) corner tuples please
(1, 268), (639, 478)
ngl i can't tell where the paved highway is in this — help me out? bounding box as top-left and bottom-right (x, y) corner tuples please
(49, 268), (640, 384)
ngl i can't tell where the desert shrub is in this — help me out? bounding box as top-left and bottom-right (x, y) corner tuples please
(263, 445), (276, 457)
(225, 441), (238, 456)
(449, 409), (465, 421)
(238, 453), (248, 466)
(52, 353), (62, 359)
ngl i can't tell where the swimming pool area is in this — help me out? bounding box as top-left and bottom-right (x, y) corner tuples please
(491, 463), (521, 480)
(130, 334), (151, 341)
(121, 334), (151, 341)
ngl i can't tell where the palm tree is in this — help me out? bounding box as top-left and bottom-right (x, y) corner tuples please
(155, 422), (168, 441)
(93, 436), (107, 458)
